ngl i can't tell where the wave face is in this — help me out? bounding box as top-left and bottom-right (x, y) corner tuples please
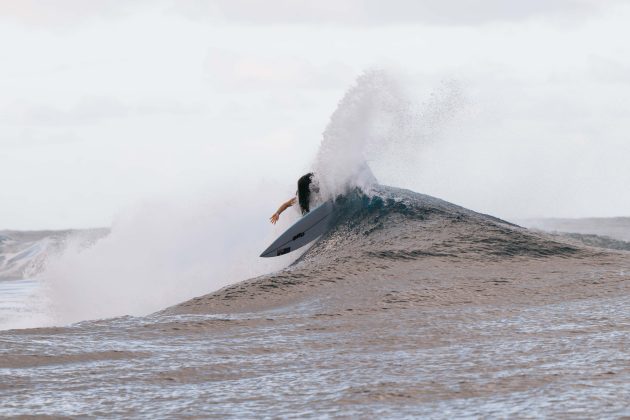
(166, 184), (593, 316)
(303, 185), (581, 262)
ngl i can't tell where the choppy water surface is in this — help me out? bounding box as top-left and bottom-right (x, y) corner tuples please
(2, 294), (630, 418)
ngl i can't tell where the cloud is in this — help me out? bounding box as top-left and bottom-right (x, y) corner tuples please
(172, 0), (619, 26)
(204, 48), (353, 91)
(2, 96), (203, 127)
(0, 0), (150, 27)
(2, 0), (616, 28)
(588, 55), (630, 84)
(17, 96), (128, 126)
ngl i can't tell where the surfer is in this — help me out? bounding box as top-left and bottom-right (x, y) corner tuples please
(270, 173), (317, 224)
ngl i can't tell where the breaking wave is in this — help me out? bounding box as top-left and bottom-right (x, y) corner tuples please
(5, 69), (586, 328)
(165, 184), (591, 316)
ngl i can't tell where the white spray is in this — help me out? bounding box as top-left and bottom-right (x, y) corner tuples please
(37, 185), (302, 325)
(313, 69), (465, 198)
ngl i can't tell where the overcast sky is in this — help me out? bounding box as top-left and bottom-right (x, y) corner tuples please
(2, 0), (630, 229)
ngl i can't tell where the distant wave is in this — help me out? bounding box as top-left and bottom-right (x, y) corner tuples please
(552, 232), (630, 252)
(0, 229), (108, 281)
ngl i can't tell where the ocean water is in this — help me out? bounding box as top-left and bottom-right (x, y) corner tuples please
(2, 71), (630, 417)
(0, 279), (41, 329)
(2, 186), (630, 418)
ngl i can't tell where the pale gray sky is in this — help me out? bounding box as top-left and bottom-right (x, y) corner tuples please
(2, 0), (630, 229)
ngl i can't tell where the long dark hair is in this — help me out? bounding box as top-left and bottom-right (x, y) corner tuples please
(297, 173), (314, 214)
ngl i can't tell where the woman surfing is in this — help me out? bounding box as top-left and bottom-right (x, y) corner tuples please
(270, 173), (318, 224)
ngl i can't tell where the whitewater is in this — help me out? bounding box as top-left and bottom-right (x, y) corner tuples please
(2, 71), (630, 417)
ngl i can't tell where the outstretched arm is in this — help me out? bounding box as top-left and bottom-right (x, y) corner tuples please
(270, 197), (296, 224)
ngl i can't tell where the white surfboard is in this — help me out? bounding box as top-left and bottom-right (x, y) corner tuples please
(260, 200), (334, 257)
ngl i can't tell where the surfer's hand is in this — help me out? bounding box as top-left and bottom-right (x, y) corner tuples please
(270, 213), (280, 224)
